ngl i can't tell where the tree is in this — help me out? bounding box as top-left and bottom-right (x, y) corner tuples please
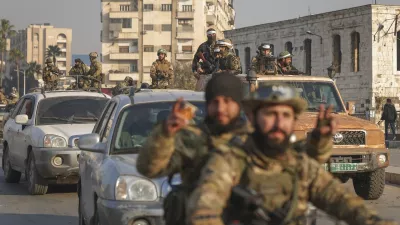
(46, 45), (62, 64)
(26, 61), (42, 79)
(0, 19), (17, 86)
(8, 48), (24, 95)
(173, 62), (197, 90)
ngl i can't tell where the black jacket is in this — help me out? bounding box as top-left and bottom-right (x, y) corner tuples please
(381, 103), (397, 122)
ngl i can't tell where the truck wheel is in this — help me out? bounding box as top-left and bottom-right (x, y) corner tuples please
(3, 146), (21, 183)
(353, 169), (385, 200)
(27, 152), (48, 195)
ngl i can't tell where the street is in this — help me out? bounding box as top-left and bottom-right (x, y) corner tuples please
(0, 149), (399, 225)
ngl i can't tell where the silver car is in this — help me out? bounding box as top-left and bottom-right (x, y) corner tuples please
(77, 89), (205, 225)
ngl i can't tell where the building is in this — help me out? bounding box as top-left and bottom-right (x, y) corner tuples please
(225, 4), (400, 120)
(10, 24), (72, 75)
(101, 0), (235, 86)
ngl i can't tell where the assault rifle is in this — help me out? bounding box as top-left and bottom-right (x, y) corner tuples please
(198, 51), (216, 74)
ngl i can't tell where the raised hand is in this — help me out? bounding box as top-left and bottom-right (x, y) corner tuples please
(163, 98), (189, 136)
(315, 104), (337, 136)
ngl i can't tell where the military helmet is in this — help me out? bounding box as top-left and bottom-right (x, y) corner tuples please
(45, 58), (53, 63)
(259, 43), (271, 50)
(278, 51), (293, 59)
(242, 83), (307, 115)
(75, 58), (82, 63)
(216, 39), (233, 48)
(157, 48), (168, 56)
(124, 76), (134, 83)
(89, 52), (98, 58)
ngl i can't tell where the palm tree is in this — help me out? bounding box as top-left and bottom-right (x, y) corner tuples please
(26, 61), (42, 80)
(0, 19), (17, 86)
(46, 45), (62, 65)
(8, 48), (24, 94)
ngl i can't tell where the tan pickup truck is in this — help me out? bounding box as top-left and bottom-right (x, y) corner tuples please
(239, 74), (389, 200)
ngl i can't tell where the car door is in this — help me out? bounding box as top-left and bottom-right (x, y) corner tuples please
(13, 96), (36, 168)
(80, 100), (117, 221)
(4, 98), (26, 170)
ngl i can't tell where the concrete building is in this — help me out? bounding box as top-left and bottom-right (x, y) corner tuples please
(10, 24), (72, 75)
(225, 4), (400, 120)
(101, 0), (235, 86)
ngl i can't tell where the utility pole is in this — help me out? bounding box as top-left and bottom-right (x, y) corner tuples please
(138, 0), (144, 85)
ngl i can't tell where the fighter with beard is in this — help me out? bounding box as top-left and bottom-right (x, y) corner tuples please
(187, 84), (396, 225)
(192, 28), (217, 78)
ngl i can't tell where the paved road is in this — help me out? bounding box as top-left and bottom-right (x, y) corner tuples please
(0, 151), (399, 225)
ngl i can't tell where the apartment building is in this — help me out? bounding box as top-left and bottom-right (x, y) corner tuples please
(10, 24), (72, 75)
(101, 0), (235, 86)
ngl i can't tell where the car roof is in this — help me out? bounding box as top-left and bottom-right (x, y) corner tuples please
(25, 90), (111, 99)
(115, 89), (204, 106)
(236, 74), (335, 82)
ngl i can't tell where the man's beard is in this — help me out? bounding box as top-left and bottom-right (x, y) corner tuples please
(252, 123), (291, 157)
(204, 115), (241, 136)
(207, 36), (216, 44)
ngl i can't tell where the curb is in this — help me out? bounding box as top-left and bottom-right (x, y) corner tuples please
(385, 166), (400, 185)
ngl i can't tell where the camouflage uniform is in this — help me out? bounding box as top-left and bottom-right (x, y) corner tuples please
(277, 50), (299, 74)
(251, 43), (278, 75)
(192, 32), (216, 74)
(0, 88), (8, 104)
(215, 39), (241, 74)
(43, 58), (61, 90)
(69, 58), (89, 89)
(112, 76), (134, 96)
(187, 85), (394, 225)
(87, 52), (102, 88)
(150, 49), (174, 89)
(7, 87), (19, 105)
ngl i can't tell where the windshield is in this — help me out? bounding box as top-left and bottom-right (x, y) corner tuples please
(112, 101), (205, 154)
(257, 81), (345, 112)
(36, 97), (109, 125)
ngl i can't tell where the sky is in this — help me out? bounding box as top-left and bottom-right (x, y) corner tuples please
(0, 0), (399, 54)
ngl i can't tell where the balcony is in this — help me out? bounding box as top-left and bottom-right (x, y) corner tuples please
(109, 73), (139, 81)
(117, 32), (138, 39)
(177, 10), (194, 19)
(57, 39), (67, 43)
(206, 0), (216, 5)
(56, 57), (67, 61)
(206, 14), (216, 25)
(109, 11), (138, 19)
(60, 48), (67, 52)
(177, 27), (194, 39)
(109, 23), (122, 32)
(176, 52), (194, 60)
(109, 52), (139, 60)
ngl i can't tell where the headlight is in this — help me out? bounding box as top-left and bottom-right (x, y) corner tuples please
(115, 176), (157, 201)
(44, 134), (67, 148)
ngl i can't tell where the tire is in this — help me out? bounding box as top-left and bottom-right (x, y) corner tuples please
(27, 152), (48, 195)
(353, 169), (385, 200)
(3, 146), (21, 183)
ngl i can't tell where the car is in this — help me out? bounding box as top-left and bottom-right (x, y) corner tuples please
(239, 74), (389, 200)
(2, 88), (111, 195)
(0, 103), (7, 141)
(77, 88), (205, 225)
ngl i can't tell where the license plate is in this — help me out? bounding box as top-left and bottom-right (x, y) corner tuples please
(323, 163), (358, 172)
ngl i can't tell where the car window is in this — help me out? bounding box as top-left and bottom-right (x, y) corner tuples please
(93, 100), (112, 134)
(11, 98), (29, 119)
(111, 101), (205, 154)
(36, 96), (109, 125)
(19, 98), (34, 119)
(99, 102), (117, 142)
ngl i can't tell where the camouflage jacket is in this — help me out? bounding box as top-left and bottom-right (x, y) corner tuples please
(0, 92), (8, 104)
(192, 41), (216, 74)
(111, 81), (132, 96)
(137, 120), (332, 186)
(69, 64), (88, 76)
(43, 65), (61, 82)
(187, 142), (381, 225)
(150, 59), (174, 88)
(87, 60), (102, 79)
(250, 55), (278, 75)
(217, 53), (242, 74)
(277, 63), (299, 75)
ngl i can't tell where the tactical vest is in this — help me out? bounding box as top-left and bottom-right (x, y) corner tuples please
(257, 55), (277, 75)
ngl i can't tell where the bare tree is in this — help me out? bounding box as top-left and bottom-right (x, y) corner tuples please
(173, 62), (197, 90)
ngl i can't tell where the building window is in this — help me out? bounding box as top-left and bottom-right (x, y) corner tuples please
(161, 4), (172, 11)
(304, 39), (312, 75)
(182, 45), (192, 52)
(144, 4), (153, 11)
(285, 41), (293, 54)
(235, 49), (239, 56)
(119, 46), (129, 53)
(144, 45), (154, 52)
(144, 24), (154, 31)
(122, 19), (132, 28)
(351, 32), (360, 72)
(182, 5), (193, 11)
(397, 31), (400, 71)
(245, 47), (250, 72)
(270, 44), (274, 56)
(162, 24), (172, 31)
(120, 4), (130, 11)
(162, 45), (172, 52)
(178, 19), (191, 25)
(110, 19), (121, 23)
(333, 34), (342, 73)
(131, 61), (138, 72)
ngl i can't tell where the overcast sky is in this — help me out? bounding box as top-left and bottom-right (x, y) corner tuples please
(0, 0), (399, 54)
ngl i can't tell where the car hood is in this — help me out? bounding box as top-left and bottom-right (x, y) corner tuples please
(37, 123), (95, 139)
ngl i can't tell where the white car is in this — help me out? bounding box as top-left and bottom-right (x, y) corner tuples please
(2, 89), (110, 195)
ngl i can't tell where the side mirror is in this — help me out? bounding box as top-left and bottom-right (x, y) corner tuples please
(15, 114), (29, 125)
(78, 133), (106, 153)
